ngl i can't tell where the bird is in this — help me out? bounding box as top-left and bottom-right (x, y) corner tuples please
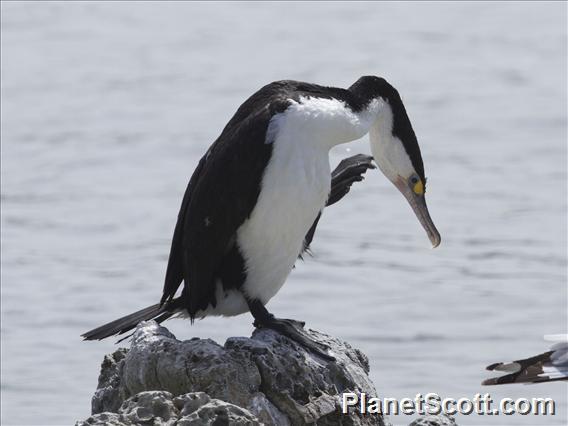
(482, 335), (568, 385)
(82, 76), (441, 360)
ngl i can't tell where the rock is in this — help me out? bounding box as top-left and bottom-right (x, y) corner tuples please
(120, 324), (261, 412)
(80, 321), (456, 425)
(77, 412), (127, 426)
(91, 348), (128, 414)
(119, 391), (178, 424)
(76, 390), (259, 426)
(84, 321), (387, 425)
(408, 414), (457, 426)
(174, 392), (211, 416)
(176, 399), (261, 425)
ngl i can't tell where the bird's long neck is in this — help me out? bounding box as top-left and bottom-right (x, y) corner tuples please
(269, 95), (388, 152)
(368, 99), (416, 183)
(324, 97), (389, 151)
(296, 96), (386, 149)
(369, 98), (394, 146)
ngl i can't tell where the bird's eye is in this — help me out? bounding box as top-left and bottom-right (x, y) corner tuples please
(410, 175), (424, 195)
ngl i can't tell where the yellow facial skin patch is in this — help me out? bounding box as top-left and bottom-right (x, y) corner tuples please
(413, 180), (424, 195)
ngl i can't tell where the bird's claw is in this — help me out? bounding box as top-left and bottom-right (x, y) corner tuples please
(254, 316), (334, 361)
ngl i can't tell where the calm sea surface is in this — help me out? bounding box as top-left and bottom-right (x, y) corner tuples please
(1, 2), (566, 425)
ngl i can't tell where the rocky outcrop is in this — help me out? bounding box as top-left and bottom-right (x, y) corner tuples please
(78, 321), (457, 425)
(80, 321), (384, 425)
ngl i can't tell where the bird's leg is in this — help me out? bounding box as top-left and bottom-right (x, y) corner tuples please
(247, 299), (335, 361)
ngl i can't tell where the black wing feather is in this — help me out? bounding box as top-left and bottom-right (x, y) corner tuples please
(161, 154), (208, 306)
(161, 84), (292, 318)
(182, 115), (274, 315)
(302, 154), (375, 253)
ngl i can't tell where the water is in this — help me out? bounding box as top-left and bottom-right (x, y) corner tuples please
(1, 2), (566, 425)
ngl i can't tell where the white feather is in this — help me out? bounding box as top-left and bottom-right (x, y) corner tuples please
(209, 97), (377, 314)
(200, 280), (248, 317)
(369, 101), (415, 183)
(202, 96), (390, 316)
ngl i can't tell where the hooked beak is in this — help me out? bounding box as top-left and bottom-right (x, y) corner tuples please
(395, 178), (441, 248)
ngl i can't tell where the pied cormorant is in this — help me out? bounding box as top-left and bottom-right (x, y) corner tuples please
(83, 76), (441, 360)
(483, 335), (568, 385)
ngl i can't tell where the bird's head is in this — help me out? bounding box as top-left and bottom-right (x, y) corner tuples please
(351, 76), (441, 248)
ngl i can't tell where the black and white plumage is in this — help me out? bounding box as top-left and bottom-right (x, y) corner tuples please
(83, 77), (440, 357)
(483, 335), (568, 385)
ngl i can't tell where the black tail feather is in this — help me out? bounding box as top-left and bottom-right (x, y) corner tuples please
(81, 302), (177, 341)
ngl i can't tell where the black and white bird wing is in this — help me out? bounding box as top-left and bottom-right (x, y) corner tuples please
(302, 154), (376, 254)
(482, 337), (568, 385)
(328, 154), (376, 206)
(161, 95), (290, 318)
(83, 90), (288, 338)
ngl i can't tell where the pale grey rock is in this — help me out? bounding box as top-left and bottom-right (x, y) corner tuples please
(76, 390), (259, 426)
(173, 391), (211, 416)
(176, 399), (261, 425)
(80, 322), (455, 425)
(224, 328), (380, 425)
(118, 391), (177, 425)
(249, 392), (291, 425)
(77, 412), (129, 426)
(91, 348), (128, 414)
(120, 322), (261, 411)
(85, 321), (388, 425)
(408, 414), (457, 426)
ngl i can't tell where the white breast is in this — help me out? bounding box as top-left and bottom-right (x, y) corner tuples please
(236, 97), (373, 303)
(237, 96), (375, 307)
(192, 96), (380, 317)
(179, 137), (331, 317)
(237, 140), (330, 303)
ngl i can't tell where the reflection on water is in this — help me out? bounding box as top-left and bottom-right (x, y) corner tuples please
(1, 2), (566, 425)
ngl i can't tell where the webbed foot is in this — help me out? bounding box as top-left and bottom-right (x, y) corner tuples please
(254, 315), (335, 361)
